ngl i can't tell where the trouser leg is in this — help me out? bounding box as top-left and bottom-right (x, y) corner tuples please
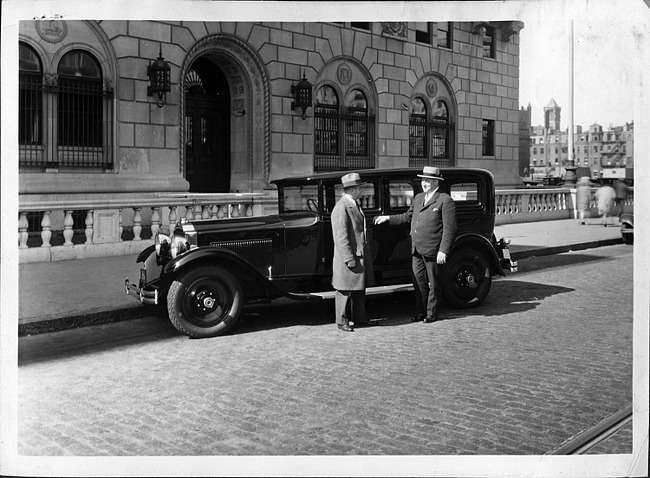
(424, 258), (441, 319)
(334, 290), (349, 326)
(411, 252), (428, 318)
(335, 290), (367, 325)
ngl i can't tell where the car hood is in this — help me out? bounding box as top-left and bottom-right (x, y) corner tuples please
(182, 211), (319, 234)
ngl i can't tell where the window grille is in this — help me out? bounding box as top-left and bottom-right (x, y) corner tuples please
(19, 43), (44, 166)
(315, 104), (340, 170)
(18, 47), (113, 170)
(409, 98), (453, 168)
(314, 86), (374, 172)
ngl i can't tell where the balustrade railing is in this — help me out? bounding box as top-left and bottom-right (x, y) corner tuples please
(18, 186), (633, 262)
(19, 194), (275, 254)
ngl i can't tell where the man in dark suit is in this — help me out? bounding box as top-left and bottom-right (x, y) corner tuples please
(331, 172), (374, 332)
(374, 166), (457, 323)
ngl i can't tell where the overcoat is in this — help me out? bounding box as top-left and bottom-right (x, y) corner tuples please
(389, 190), (457, 257)
(331, 195), (373, 291)
(595, 185), (616, 215)
(576, 180), (591, 211)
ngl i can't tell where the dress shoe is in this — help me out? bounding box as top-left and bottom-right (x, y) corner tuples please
(423, 316), (438, 323)
(411, 315), (425, 322)
(337, 323), (354, 332)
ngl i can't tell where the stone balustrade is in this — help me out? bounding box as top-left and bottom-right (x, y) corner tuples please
(19, 193), (277, 263)
(18, 186), (633, 263)
(494, 186), (634, 225)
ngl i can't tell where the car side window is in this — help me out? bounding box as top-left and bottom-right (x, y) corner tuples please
(332, 181), (378, 211)
(387, 180), (415, 212)
(279, 184), (320, 212)
(449, 181), (480, 205)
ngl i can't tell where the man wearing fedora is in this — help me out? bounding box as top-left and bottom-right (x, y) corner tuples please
(374, 166), (457, 323)
(331, 172), (375, 332)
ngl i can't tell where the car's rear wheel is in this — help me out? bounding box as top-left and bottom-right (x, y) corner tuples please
(167, 265), (243, 338)
(443, 248), (492, 308)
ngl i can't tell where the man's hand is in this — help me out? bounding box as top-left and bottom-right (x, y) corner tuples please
(346, 259), (357, 269)
(436, 251), (447, 265)
(374, 215), (389, 225)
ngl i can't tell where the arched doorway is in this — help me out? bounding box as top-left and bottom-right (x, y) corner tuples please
(184, 57), (230, 192)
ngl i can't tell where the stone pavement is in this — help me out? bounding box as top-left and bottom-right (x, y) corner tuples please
(17, 218), (625, 335)
(16, 245), (634, 463)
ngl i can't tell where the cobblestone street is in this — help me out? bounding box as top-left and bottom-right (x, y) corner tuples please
(17, 246), (634, 472)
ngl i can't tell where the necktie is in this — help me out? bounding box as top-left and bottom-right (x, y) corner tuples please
(355, 200), (367, 244)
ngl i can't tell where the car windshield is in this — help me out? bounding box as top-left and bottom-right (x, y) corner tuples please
(279, 184), (320, 213)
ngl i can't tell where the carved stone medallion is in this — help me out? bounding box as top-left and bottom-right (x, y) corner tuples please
(337, 63), (352, 86)
(36, 19), (67, 43)
(426, 78), (437, 98)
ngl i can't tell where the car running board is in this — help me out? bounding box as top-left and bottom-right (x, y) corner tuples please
(286, 284), (414, 301)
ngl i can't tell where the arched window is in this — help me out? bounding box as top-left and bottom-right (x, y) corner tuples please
(314, 85), (339, 167)
(57, 50), (107, 166)
(409, 98), (452, 167)
(314, 85), (375, 171)
(409, 97), (427, 165)
(19, 43), (43, 165)
(343, 89), (370, 163)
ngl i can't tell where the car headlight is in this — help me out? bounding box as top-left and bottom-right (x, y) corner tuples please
(155, 233), (171, 256)
(170, 233), (190, 258)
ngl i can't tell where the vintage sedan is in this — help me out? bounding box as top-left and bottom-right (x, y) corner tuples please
(125, 168), (517, 338)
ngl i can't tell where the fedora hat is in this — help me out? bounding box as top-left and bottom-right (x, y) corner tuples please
(417, 166), (444, 181)
(341, 172), (365, 188)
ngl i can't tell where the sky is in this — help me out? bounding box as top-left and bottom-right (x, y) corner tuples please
(516, 0), (648, 129)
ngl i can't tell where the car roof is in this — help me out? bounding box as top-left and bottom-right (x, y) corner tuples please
(271, 167), (493, 186)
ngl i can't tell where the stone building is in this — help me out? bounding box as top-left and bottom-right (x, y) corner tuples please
(528, 99), (634, 182)
(19, 20), (525, 213)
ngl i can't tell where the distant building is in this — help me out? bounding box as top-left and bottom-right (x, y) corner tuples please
(527, 99), (633, 182)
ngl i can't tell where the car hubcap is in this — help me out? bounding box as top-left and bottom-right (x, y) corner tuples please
(184, 278), (231, 327)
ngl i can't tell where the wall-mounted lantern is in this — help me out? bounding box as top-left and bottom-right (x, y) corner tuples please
(147, 45), (171, 108)
(291, 72), (313, 120)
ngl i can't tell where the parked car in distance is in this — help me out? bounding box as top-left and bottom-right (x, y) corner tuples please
(125, 168), (518, 338)
(620, 212), (633, 244)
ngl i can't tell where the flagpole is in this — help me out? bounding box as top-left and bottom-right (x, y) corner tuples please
(564, 18), (577, 186)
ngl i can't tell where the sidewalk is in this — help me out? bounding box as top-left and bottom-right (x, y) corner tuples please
(18, 218), (625, 335)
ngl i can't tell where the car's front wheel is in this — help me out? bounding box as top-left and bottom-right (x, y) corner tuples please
(443, 248), (492, 308)
(167, 265), (243, 338)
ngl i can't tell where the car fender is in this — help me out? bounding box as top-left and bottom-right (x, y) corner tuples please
(162, 246), (293, 299)
(136, 244), (157, 263)
(449, 233), (505, 276)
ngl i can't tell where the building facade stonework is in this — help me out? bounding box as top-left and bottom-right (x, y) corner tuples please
(19, 20), (524, 206)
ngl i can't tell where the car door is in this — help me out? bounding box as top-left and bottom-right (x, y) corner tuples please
(372, 176), (419, 284)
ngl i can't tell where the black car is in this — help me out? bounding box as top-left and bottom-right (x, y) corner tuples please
(620, 212), (633, 245)
(126, 168), (517, 338)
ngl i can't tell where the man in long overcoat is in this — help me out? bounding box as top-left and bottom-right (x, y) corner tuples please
(331, 172), (374, 332)
(374, 166), (457, 322)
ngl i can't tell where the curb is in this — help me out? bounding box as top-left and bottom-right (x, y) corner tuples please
(510, 237), (624, 261)
(18, 305), (149, 337)
(18, 238), (625, 337)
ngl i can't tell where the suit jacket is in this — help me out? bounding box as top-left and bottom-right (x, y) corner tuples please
(331, 195), (372, 291)
(390, 190), (457, 257)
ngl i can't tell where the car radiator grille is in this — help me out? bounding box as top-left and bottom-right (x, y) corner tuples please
(210, 238), (274, 268)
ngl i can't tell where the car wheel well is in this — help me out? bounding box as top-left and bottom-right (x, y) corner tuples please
(449, 237), (501, 274)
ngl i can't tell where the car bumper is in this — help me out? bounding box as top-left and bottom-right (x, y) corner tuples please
(499, 247), (518, 273)
(125, 277), (159, 305)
